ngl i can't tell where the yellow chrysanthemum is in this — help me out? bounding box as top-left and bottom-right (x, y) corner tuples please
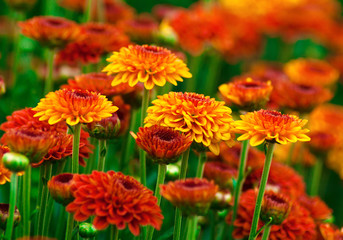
(144, 92), (235, 155)
(102, 45), (192, 90)
(33, 89), (118, 126)
(235, 109), (310, 146)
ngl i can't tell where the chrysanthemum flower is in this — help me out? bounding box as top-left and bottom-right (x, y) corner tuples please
(260, 191), (291, 225)
(84, 112), (121, 140)
(160, 178), (218, 215)
(218, 77), (273, 111)
(0, 204), (21, 231)
(66, 171), (163, 235)
(298, 195), (332, 222)
(284, 58), (339, 87)
(245, 162), (306, 198)
(48, 173), (75, 206)
(81, 22), (130, 52)
(319, 223), (343, 240)
(103, 45), (192, 90)
(207, 142), (265, 170)
(145, 92), (235, 155)
(19, 16), (82, 49)
(104, 0), (135, 25)
(235, 109), (310, 146)
(33, 89), (118, 126)
(307, 131), (338, 153)
(229, 189), (316, 240)
(3, 128), (57, 164)
(1, 108), (92, 167)
(0, 145), (11, 185)
(203, 161), (237, 189)
(131, 125), (192, 164)
(62, 73), (136, 98)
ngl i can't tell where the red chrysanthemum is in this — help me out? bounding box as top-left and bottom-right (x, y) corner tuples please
(48, 173), (75, 206)
(298, 195), (332, 223)
(19, 16), (82, 49)
(66, 171), (163, 235)
(244, 162), (306, 198)
(104, 0), (135, 25)
(260, 191), (291, 225)
(203, 161), (237, 189)
(0, 108), (92, 167)
(229, 189), (317, 240)
(160, 178), (218, 215)
(131, 125), (192, 164)
(319, 223), (343, 240)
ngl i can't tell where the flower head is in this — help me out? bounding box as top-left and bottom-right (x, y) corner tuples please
(284, 58), (339, 87)
(218, 77), (273, 111)
(160, 178), (218, 215)
(0, 145), (11, 185)
(19, 16), (82, 49)
(84, 113), (121, 139)
(3, 128), (57, 164)
(235, 110), (310, 146)
(103, 45), (192, 90)
(145, 92), (235, 155)
(48, 173), (75, 206)
(66, 171), (163, 235)
(62, 73), (136, 98)
(0, 204), (21, 230)
(33, 89), (118, 126)
(298, 195), (332, 222)
(307, 131), (339, 153)
(131, 125), (192, 164)
(319, 223), (343, 240)
(260, 191), (291, 225)
(203, 161), (237, 189)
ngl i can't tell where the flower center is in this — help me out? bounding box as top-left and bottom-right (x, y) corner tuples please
(118, 178), (139, 191)
(140, 45), (167, 55)
(46, 18), (66, 27)
(86, 26), (107, 34)
(239, 82), (262, 89)
(55, 173), (73, 184)
(155, 129), (178, 142)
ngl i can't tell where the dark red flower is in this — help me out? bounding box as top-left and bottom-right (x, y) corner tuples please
(203, 161), (237, 189)
(48, 173), (75, 206)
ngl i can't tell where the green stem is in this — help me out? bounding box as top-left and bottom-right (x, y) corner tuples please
(248, 143), (275, 240)
(83, 0), (93, 22)
(4, 173), (18, 240)
(97, 139), (107, 172)
(35, 165), (46, 235)
(228, 140), (249, 240)
(23, 165), (31, 237)
(86, 138), (99, 174)
(140, 89), (150, 186)
(66, 212), (74, 240)
(110, 225), (119, 240)
(186, 216), (197, 240)
(186, 55), (203, 92)
(72, 123), (82, 174)
(11, 12), (23, 87)
(120, 109), (138, 174)
(261, 225), (271, 240)
(56, 204), (66, 239)
(310, 157), (323, 196)
(179, 148), (190, 180)
(204, 53), (222, 96)
(38, 163), (52, 236)
(146, 164), (167, 240)
(44, 49), (55, 95)
(286, 143), (295, 166)
(195, 152), (207, 178)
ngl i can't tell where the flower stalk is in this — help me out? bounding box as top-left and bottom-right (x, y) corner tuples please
(97, 139), (107, 172)
(23, 165), (31, 236)
(196, 152), (207, 178)
(72, 123), (82, 174)
(4, 173), (18, 240)
(44, 49), (55, 95)
(140, 88), (150, 186)
(310, 157), (323, 196)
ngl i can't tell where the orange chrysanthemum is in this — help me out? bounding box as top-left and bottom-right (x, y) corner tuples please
(0, 145), (11, 185)
(3, 128), (57, 164)
(81, 22), (130, 52)
(145, 92), (235, 155)
(229, 189), (316, 240)
(1, 108), (92, 166)
(245, 162), (306, 198)
(298, 195), (332, 222)
(208, 142), (265, 170)
(131, 125), (192, 164)
(103, 45), (192, 90)
(284, 58), (339, 87)
(160, 178), (218, 215)
(62, 73), (136, 98)
(66, 171), (163, 235)
(203, 161), (237, 189)
(19, 16), (82, 49)
(218, 77), (273, 111)
(235, 109), (310, 146)
(33, 89), (118, 126)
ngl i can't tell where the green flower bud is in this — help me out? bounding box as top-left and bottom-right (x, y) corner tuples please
(79, 222), (97, 238)
(166, 164), (180, 180)
(2, 152), (29, 173)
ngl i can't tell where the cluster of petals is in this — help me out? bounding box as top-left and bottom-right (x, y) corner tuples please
(235, 109), (310, 146)
(19, 16), (82, 49)
(103, 45), (192, 90)
(33, 89), (118, 126)
(319, 223), (343, 240)
(145, 92), (235, 155)
(66, 171), (163, 236)
(0, 108), (92, 166)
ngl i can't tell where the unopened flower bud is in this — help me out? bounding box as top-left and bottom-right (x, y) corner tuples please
(79, 222), (97, 238)
(260, 191), (291, 225)
(166, 164), (180, 180)
(0, 203), (21, 230)
(84, 113), (121, 139)
(211, 191), (232, 210)
(2, 152), (29, 173)
(48, 173), (75, 206)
